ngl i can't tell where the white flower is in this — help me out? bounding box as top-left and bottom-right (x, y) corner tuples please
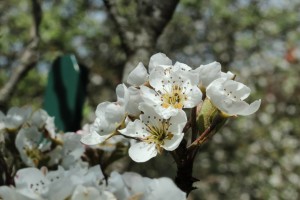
(81, 84), (127, 145)
(15, 127), (52, 167)
(127, 53), (172, 86)
(141, 64), (202, 119)
(194, 61), (235, 88)
(119, 103), (186, 162)
(60, 133), (85, 168)
(206, 78), (261, 116)
(14, 167), (49, 199)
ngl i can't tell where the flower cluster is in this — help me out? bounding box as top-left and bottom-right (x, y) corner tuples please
(0, 53), (261, 199)
(81, 53), (261, 162)
(0, 164), (185, 200)
(0, 107), (85, 169)
(0, 106), (186, 200)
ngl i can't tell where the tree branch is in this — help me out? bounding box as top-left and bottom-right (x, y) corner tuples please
(0, 0), (42, 110)
(103, 0), (179, 82)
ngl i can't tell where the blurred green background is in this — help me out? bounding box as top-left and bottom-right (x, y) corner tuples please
(1, 0), (300, 199)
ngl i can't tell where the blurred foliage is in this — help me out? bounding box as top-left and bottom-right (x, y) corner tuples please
(1, 0), (300, 199)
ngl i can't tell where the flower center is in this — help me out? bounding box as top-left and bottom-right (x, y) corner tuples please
(161, 85), (187, 109)
(24, 146), (41, 166)
(143, 121), (174, 153)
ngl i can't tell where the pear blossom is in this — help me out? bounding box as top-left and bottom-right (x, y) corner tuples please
(119, 103), (187, 162)
(141, 64), (202, 119)
(81, 84), (128, 145)
(48, 132), (85, 168)
(127, 53), (172, 86)
(14, 167), (50, 199)
(15, 127), (52, 167)
(206, 78), (261, 116)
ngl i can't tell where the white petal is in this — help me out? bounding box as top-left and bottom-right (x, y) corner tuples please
(221, 71), (235, 80)
(148, 66), (166, 92)
(71, 185), (102, 200)
(122, 172), (146, 194)
(95, 102), (110, 118)
(162, 133), (184, 151)
(30, 109), (48, 128)
(168, 110), (187, 133)
(80, 132), (106, 145)
(144, 178), (186, 200)
(116, 84), (129, 106)
(5, 107), (32, 130)
(107, 172), (130, 199)
(183, 85), (203, 108)
(140, 86), (162, 106)
(0, 186), (29, 200)
(223, 80), (251, 100)
(129, 142), (157, 162)
(15, 168), (49, 198)
(155, 106), (178, 119)
(237, 99), (261, 116)
(219, 99), (250, 115)
(126, 87), (142, 116)
(104, 103), (125, 123)
(83, 165), (105, 186)
(206, 78), (227, 96)
(173, 61), (192, 71)
(139, 103), (162, 126)
(195, 61), (221, 87)
(119, 120), (149, 138)
(127, 62), (148, 86)
(149, 53), (172, 73)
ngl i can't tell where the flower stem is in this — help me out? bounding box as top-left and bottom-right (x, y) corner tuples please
(172, 139), (198, 196)
(187, 113), (226, 150)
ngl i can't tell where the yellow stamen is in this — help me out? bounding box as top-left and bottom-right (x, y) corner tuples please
(161, 84), (187, 109)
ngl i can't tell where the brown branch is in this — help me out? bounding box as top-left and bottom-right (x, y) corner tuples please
(0, 0), (42, 109)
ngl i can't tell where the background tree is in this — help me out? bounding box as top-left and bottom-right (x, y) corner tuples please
(1, 0), (300, 199)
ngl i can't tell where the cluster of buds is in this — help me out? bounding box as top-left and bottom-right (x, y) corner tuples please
(81, 53), (261, 162)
